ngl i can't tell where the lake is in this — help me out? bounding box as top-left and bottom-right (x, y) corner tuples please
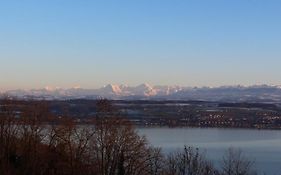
(138, 127), (281, 175)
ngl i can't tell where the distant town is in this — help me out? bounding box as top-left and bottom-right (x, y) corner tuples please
(10, 99), (280, 129)
(2, 97), (281, 129)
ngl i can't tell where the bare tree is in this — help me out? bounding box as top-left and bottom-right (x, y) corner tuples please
(163, 146), (216, 175)
(90, 99), (157, 175)
(221, 148), (257, 175)
(146, 147), (165, 175)
(0, 98), (21, 175)
(91, 115), (149, 175)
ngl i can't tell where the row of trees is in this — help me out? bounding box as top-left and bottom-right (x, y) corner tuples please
(0, 98), (257, 175)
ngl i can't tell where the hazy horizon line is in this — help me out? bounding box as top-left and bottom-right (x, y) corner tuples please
(1, 83), (280, 92)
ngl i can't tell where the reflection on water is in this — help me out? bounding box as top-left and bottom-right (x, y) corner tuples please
(138, 128), (281, 175)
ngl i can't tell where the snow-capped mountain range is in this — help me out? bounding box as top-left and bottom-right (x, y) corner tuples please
(2, 84), (281, 102)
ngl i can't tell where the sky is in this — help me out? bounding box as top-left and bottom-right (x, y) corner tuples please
(0, 0), (281, 90)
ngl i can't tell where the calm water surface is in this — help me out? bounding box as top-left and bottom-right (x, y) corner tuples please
(138, 128), (281, 175)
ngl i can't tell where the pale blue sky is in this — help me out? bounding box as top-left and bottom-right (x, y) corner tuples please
(0, 0), (281, 90)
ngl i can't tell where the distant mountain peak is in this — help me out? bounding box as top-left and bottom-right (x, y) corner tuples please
(72, 85), (81, 89)
(4, 84), (281, 102)
(44, 86), (54, 91)
(133, 83), (157, 96)
(137, 83), (152, 88)
(101, 84), (122, 95)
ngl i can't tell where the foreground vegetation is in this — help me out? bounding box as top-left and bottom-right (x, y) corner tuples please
(0, 98), (257, 175)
